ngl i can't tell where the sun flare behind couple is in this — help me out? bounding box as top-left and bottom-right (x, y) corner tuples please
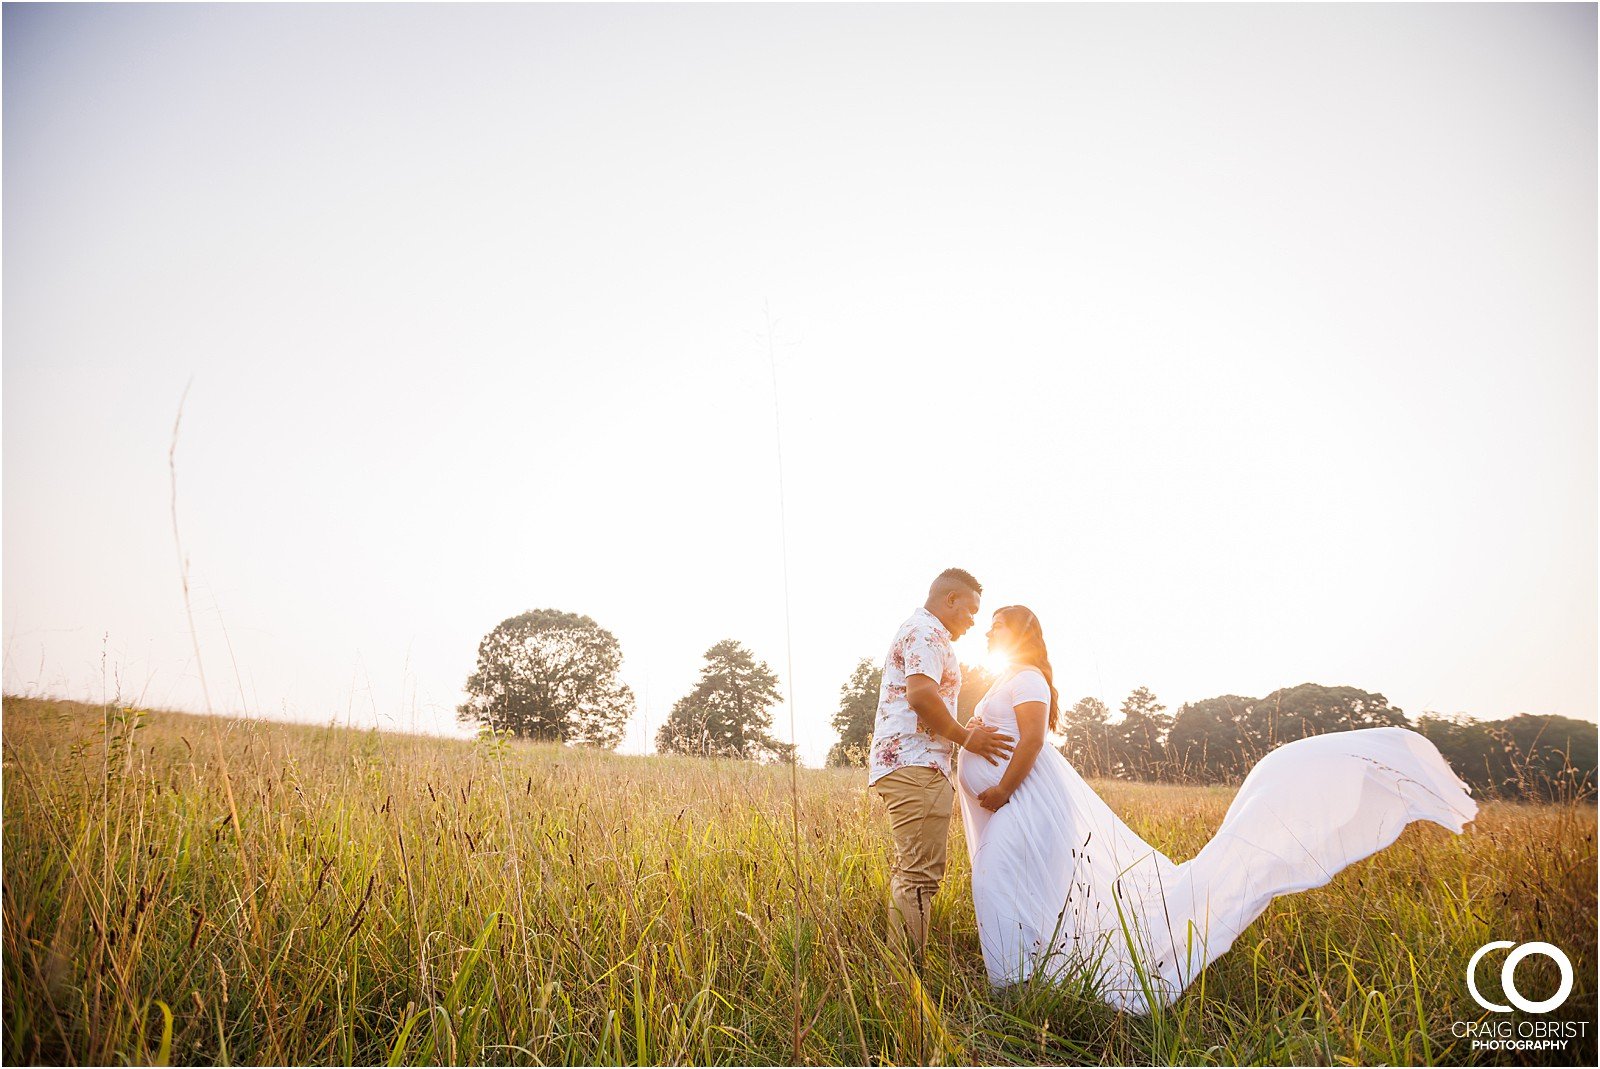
(868, 568), (1478, 1014)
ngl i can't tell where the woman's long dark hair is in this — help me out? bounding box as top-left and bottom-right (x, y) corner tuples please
(995, 605), (1061, 731)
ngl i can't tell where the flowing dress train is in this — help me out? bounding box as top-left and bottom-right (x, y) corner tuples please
(956, 669), (1478, 1014)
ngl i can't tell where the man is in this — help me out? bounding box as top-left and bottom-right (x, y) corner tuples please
(869, 567), (1015, 959)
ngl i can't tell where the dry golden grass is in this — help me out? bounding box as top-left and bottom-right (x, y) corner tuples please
(2, 696), (1594, 1065)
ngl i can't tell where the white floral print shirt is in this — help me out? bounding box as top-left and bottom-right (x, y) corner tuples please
(867, 608), (962, 787)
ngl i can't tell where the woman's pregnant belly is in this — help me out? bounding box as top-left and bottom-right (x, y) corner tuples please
(956, 720), (1017, 797)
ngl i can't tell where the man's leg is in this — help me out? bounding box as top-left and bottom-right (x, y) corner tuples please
(872, 766), (955, 958)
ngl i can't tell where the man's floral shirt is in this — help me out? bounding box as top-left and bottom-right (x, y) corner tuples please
(867, 608), (962, 787)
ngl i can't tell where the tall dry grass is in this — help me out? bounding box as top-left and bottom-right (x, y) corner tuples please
(2, 696), (1594, 1065)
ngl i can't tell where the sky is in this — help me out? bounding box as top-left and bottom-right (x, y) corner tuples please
(3, 2), (1595, 766)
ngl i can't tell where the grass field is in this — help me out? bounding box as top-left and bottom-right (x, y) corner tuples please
(3, 696), (1594, 1066)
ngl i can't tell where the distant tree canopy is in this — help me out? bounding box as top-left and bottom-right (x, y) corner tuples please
(1110, 686), (1171, 780)
(656, 640), (795, 762)
(827, 659), (881, 768)
(1166, 684), (1409, 782)
(1416, 713), (1597, 802)
(804, 667), (1593, 803)
(958, 664), (997, 723)
(457, 609), (635, 748)
(820, 655), (1594, 803)
(1061, 696), (1113, 778)
(1165, 695), (1253, 782)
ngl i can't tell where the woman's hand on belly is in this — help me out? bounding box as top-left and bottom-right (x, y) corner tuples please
(975, 785), (1013, 811)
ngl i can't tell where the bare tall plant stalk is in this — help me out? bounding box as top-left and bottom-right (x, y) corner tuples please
(762, 304), (807, 1063)
(167, 382), (284, 1059)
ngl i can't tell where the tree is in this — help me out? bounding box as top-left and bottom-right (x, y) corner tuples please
(958, 663), (997, 724)
(656, 640), (795, 762)
(1239, 684), (1407, 751)
(1110, 686), (1171, 779)
(1167, 695), (1258, 783)
(827, 658), (881, 768)
(457, 609), (635, 747)
(1417, 712), (1597, 802)
(1061, 696), (1113, 778)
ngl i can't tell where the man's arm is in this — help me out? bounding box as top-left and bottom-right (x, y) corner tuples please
(906, 675), (1015, 765)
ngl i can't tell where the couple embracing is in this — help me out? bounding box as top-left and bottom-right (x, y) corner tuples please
(868, 568), (1479, 1014)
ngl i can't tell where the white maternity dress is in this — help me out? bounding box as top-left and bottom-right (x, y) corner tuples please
(955, 667), (1477, 1014)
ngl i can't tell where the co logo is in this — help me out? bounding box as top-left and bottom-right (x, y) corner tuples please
(1467, 941), (1573, 1014)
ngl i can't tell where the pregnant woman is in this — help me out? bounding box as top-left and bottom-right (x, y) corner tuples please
(956, 605), (1478, 1013)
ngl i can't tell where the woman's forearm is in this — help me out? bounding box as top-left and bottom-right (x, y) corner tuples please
(996, 740), (1043, 795)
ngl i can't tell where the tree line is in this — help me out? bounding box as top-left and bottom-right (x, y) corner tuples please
(829, 660), (1595, 803)
(457, 610), (1593, 802)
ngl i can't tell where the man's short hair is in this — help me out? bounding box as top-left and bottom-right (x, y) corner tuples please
(935, 567), (983, 596)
